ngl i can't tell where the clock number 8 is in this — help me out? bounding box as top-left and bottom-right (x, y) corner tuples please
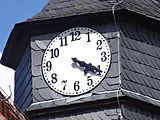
(51, 73), (57, 84)
(74, 81), (80, 91)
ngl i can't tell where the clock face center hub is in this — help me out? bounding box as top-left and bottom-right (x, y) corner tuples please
(42, 27), (111, 96)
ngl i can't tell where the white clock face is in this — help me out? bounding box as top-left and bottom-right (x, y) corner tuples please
(42, 27), (111, 96)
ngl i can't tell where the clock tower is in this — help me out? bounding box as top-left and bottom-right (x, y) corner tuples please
(1, 0), (160, 119)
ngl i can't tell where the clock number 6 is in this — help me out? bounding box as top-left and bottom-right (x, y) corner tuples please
(51, 73), (57, 84)
(74, 81), (80, 91)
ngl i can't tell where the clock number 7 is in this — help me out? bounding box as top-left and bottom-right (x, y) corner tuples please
(61, 80), (67, 90)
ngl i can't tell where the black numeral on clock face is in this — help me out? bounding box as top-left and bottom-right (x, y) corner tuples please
(46, 61), (52, 71)
(51, 73), (57, 83)
(62, 80), (67, 90)
(87, 76), (93, 86)
(50, 48), (59, 58)
(70, 31), (81, 41)
(59, 36), (68, 46)
(101, 51), (107, 62)
(96, 40), (103, 50)
(74, 81), (80, 91)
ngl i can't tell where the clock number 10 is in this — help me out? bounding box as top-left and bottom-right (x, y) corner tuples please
(50, 48), (59, 58)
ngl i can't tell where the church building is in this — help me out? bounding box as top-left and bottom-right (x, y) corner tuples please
(1, 0), (160, 119)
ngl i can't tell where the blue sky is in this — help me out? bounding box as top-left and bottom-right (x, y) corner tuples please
(0, 0), (48, 53)
(0, 0), (48, 101)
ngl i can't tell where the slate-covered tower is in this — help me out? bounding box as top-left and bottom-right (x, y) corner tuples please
(1, 0), (160, 119)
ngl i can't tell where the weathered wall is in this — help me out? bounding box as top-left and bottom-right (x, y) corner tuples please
(14, 46), (32, 112)
(120, 22), (160, 101)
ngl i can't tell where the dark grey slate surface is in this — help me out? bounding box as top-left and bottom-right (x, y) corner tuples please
(14, 45), (33, 112)
(31, 106), (121, 120)
(122, 104), (160, 120)
(120, 22), (160, 106)
(26, 0), (160, 22)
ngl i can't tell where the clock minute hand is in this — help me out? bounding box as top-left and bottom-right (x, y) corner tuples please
(71, 57), (102, 75)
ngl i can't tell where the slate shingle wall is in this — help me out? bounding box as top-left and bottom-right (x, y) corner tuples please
(122, 104), (160, 120)
(26, 0), (160, 22)
(31, 106), (121, 120)
(120, 22), (160, 101)
(14, 46), (33, 112)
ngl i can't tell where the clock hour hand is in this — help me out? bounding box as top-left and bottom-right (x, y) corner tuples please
(71, 57), (102, 75)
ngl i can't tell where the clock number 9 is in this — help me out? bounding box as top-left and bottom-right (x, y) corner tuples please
(46, 61), (52, 71)
(87, 76), (93, 86)
(51, 73), (57, 84)
(74, 81), (80, 91)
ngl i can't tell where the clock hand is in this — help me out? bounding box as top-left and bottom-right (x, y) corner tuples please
(71, 57), (102, 75)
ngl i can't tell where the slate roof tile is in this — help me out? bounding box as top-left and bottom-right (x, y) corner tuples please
(25, 0), (160, 22)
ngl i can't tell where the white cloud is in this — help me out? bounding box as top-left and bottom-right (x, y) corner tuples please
(0, 52), (15, 101)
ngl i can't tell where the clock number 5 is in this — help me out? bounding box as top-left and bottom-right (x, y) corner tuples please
(87, 76), (93, 86)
